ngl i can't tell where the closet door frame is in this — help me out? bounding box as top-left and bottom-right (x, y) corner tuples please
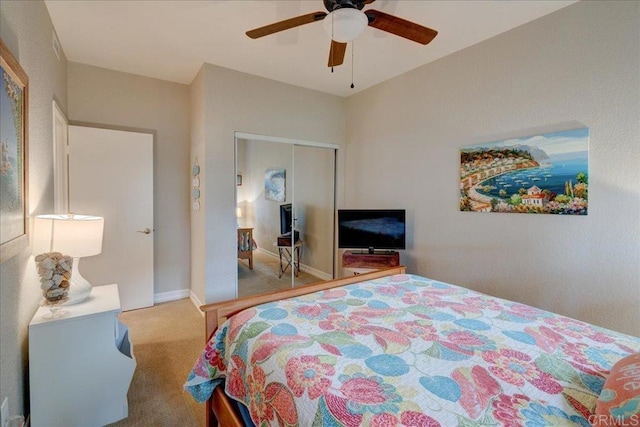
(234, 132), (338, 295)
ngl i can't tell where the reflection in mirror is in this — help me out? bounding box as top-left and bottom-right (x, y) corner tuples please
(292, 144), (335, 288)
(235, 136), (336, 298)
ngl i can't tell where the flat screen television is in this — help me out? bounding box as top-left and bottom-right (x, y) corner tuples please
(338, 209), (406, 253)
(280, 203), (293, 234)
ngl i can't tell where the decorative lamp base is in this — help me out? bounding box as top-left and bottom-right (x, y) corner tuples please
(41, 297), (69, 319)
(63, 258), (93, 305)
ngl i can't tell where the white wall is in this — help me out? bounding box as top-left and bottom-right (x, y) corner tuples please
(189, 68), (206, 305)
(67, 62), (191, 298)
(0, 0), (68, 418)
(345, 1), (640, 335)
(190, 64), (345, 304)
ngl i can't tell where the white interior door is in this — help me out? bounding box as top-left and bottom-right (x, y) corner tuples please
(68, 125), (154, 311)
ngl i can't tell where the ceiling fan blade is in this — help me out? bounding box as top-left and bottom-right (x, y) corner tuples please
(328, 40), (347, 67)
(246, 12), (327, 39)
(365, 9), (437, 45)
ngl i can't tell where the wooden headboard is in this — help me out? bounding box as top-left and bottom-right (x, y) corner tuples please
(200, 266), (406, 341)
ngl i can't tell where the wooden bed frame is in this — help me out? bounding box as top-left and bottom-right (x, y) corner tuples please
(199, 266), (407, 427)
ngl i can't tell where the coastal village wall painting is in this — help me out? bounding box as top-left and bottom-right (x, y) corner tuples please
(460, 128), (589, 215)
(1, 39), (29, 263)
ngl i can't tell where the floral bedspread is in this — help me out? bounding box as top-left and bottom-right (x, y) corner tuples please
(185, 274), (640, 426)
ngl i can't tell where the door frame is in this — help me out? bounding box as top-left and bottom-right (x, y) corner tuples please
(235, 132), (339, 151)
(52, 100), (69, 213)
(234, 132), (339, 296)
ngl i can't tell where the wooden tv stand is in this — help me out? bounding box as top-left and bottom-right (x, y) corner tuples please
(342, 250), (400, 270)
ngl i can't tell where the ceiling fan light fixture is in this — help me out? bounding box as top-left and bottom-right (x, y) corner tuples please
(323, 8), (368, 43)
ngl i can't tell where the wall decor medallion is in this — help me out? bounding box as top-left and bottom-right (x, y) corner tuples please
(192, 157), (200, 211)
(0, 39), (29, 263)
(460, 128), (589, 215)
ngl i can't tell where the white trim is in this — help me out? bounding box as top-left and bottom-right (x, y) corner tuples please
(256, 248), (332, 281)
(52, 100), (69, 213)
(52, 29), (62, 61)
(301, 265), (332, 281)
(235, 131), (339, 150)
(153, 289), (190, 304)
(154, 289), (206, 317)
(189, 290), (205, 317)
(257, 246), (279, 260)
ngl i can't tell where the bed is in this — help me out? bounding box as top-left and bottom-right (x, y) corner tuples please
(185, 268), (640, 427)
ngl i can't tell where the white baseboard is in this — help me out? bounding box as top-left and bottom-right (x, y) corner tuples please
(302, 265), (332, 281)
(257, 247), (279, 260)
(257, 248), (332, 280)
(181, 249), (333, 317)
(153, 289), (190, 304)
(153, 289), (205, 318)
(189, 291), (205, 317)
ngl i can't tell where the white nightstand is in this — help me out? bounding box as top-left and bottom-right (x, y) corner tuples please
(29, 284), (136, 427)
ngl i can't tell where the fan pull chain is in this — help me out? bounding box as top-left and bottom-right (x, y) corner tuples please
(331, 12), (335, 73)
(351, 41), (355, 89)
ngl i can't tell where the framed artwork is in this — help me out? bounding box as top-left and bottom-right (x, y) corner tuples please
(0, 39), (29, 263)
(265, 168), (285, 202)
(460, 128), (589, 215)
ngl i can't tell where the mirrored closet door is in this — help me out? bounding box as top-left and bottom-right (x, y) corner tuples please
(235, 133), (337, 298)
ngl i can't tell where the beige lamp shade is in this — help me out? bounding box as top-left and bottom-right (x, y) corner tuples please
(32, 214), (104, 257)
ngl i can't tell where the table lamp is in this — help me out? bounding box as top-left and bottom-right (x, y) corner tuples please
(32, 214), (104, 305)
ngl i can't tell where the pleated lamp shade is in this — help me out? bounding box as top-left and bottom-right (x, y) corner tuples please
(32, 214), (104, 305)
(32, 214), (104, 257)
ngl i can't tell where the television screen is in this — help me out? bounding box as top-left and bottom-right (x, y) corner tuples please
(338, 209), (406, 251)
(280, 203), (293, 234)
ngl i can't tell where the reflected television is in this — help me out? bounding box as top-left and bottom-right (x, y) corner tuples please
(338, 209), (406, 252)
(280, 203), (293, 234)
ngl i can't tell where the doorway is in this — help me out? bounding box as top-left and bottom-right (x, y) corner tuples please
(68, 125), (154, 311)
(235, 132), (337, 297)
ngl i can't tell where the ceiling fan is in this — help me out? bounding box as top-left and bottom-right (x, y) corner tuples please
(246, 0), (438, 68)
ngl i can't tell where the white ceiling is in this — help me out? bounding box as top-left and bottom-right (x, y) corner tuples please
(45, 0), (577, 97)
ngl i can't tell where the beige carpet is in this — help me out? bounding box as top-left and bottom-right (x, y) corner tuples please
(106, 255), (323, 427)
(238, 250), (323, 298)
(108, 299), (206, 427)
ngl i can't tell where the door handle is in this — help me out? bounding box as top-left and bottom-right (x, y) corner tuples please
(137, 228), (152, 234)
